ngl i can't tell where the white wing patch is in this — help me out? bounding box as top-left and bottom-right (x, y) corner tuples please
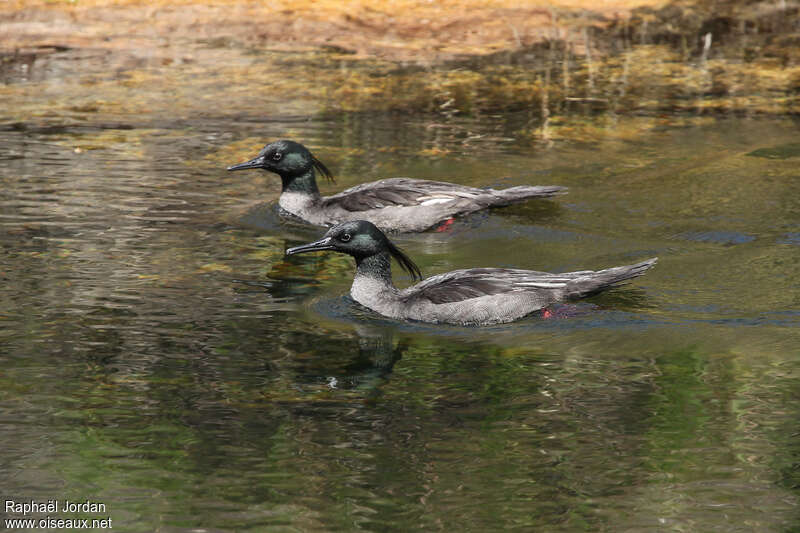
(419, 196), (456, 206)
(516, 275), (574, 289)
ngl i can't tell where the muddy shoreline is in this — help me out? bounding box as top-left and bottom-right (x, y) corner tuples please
(2, 0), (799, 120)
(1, 1), (656, 62)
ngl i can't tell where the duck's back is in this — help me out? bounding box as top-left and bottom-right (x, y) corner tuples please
(393, 260), (657, 325)
(321, 178), (565, 232)
(396, 268), (568, 325)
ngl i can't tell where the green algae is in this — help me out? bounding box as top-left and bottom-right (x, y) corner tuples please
(747, 143), (800, 159)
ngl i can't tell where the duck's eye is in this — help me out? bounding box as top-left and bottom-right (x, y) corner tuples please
(340, 233), (351, 242)
(272, 153), (282, 161)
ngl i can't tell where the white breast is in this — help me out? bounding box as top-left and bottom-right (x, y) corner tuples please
(279, 192), (315, 218)
(350, 276), (402, 318)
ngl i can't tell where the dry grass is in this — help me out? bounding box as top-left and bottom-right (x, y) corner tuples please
(1, 0), (664, 61)
(2, 0), (798, 119)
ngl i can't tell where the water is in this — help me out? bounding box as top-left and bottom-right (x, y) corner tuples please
(1, 42), (800, 532)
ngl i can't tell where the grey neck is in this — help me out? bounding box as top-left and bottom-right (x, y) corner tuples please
(281, 167), (320, 196)
(355, 252), (395, 286)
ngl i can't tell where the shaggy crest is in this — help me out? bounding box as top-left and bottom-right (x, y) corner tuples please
(386, 239), (422, 281)
(312, 155), (334, 183)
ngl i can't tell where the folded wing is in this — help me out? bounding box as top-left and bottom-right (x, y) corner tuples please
(323, 178), (565, 212)
(322, 178), (486, 211)
(400, 268), (576, 304)
(400, 258), (658, 305)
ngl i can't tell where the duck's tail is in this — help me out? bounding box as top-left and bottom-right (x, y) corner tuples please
(490, 185), (568, 206)
(564, 258), (658, 298)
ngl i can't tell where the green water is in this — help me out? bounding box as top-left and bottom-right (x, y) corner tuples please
(1, 43), (799, 532)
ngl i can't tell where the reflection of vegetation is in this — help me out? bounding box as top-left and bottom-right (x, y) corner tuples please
(2, 276), (799, 530)
(642, 347), (714, 474)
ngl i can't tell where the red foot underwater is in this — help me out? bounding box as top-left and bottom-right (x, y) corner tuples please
(539, 303), (598, 319)
(435, 218), (456, 232)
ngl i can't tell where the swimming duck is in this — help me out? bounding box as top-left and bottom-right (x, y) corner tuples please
(228, 140), (566, 233)
(286, 220), (658, 326)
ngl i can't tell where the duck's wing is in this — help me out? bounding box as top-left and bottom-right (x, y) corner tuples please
(321, 178), (493, 212)
(399, 268), (579, 305)
(398, 258), (657, 305)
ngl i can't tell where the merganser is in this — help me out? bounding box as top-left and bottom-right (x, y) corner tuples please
(228, 140), (566, 233)
(286, 220), (658, 326)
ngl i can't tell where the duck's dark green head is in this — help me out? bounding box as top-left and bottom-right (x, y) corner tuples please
(286, 220), (421, 280)
(227, 140), (334, 183)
